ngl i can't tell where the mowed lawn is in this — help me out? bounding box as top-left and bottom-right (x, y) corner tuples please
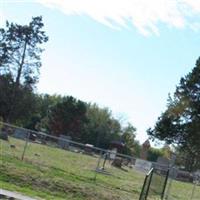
(0, 137), (199, 200)
(0, 137), (144, 200)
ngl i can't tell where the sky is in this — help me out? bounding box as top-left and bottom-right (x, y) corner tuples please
(1, 0), (200, 144)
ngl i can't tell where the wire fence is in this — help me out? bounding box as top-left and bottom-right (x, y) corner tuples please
(1, 122), (199, 200)
(139, 167), (169, 200)
(139, 168), (154, 200)
(149, 167), (169, 199)
(0, 122), (145, 199)
(164, 167), (200, 200)
(139, 165), (200, 200)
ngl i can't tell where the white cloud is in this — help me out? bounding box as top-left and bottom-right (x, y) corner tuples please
(37, 0), (200, 35)
(182, 0), (200, 13)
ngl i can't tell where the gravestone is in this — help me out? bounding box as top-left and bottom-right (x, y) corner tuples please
(110, 141), (125, 168)
(112, 157), (123, 168)
(13, 128), (28, 140)
(58, 135), (71, 149)
(84, 144), (94, 155)
(109, 148), (117, 160)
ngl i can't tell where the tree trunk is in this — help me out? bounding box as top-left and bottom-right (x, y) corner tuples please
(15, 39), (27, 86)
(6, 39), (27, 122)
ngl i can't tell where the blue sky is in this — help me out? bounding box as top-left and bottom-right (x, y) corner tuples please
(1, 0), (200, 144)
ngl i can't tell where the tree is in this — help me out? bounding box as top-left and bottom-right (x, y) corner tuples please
(121, 123), (138, 156)
(0, 16), (48, 123)
(83, 104), (121, 148)
(0, 74), (14, 121)
(147, 147), (163, 162)
(0, 16), (48, 86)
(162, 144), (172, 159)
(0, 73), (37, 124)
(148, 57), (200, 171)
(37, 94), (63, 119)
(48, 96), (87, 139)
(27, 94), (63, 132)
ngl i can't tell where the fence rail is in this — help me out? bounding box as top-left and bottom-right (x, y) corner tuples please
(1, 122), (199, 200)
(0, 121), (146, 200)
(0, 121), (136, 161)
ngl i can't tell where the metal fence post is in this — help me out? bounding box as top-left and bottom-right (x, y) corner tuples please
(165, 153), (177, 200)
(21, 132), (30, 161)
(145, 168), (154, 200)
(165, 167), (174, 200)
(139, 168), (154, 200)
(190, 183), (196, 200)
(161, 169), (170, 199)
(139, 175), (148, 200)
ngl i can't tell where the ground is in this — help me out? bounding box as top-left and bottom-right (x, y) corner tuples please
(0, 137), (199, 200)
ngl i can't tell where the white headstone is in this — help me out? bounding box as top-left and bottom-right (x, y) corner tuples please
(58, 135), (71, 149)
(109, 148), (117, 160)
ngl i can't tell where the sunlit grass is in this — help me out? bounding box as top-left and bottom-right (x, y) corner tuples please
(0, 137), (144, 200)
(0, 137), (199, 200)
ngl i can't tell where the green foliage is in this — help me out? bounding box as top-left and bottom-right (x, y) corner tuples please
(0, 17), (139, 156)
(0, 73), (37, 124)
(48, 96), (87, 139)
(16, 93), (139, 154)
(147, 147), (163, 162)
(36, 94), (63, 119)
(23, 94), (63, 131)
(83, 104), (121, 148)
(0, 16), (48, 86)
(82, 104), (139, 153)
(148, 57), (200, 170)
(121, 123), (139, 156)
(0, 16), (48, 123)
(0, 74), (14, 120)
(162, 144), (172, 159)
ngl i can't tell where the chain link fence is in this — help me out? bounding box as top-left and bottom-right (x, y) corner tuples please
(139, 167), (169, 200)
(139, 165), (200, 200)
(2, 122), (199, 200)
(0, 122), (146, 199)
(164, 167), (200, 200)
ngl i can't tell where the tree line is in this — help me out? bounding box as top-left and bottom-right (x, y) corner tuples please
(0, 16), (140, 156)
(1, 16), (199, 167)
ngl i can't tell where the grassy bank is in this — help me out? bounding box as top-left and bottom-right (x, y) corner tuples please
(0, 137), (144, 200)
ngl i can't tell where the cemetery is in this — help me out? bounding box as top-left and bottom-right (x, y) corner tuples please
(1, 5), (200, 199)
(0, 123), (200, 200)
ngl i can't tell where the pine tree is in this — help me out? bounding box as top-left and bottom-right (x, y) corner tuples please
(148, 58), (200, 171)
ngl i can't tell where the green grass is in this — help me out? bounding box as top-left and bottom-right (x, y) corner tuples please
(0, 137), (144, 200)
(167, 179), (200, 200)
(0, 137), (199, 200)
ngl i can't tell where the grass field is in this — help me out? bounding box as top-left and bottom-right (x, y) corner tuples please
(0, 137), (200, 200)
